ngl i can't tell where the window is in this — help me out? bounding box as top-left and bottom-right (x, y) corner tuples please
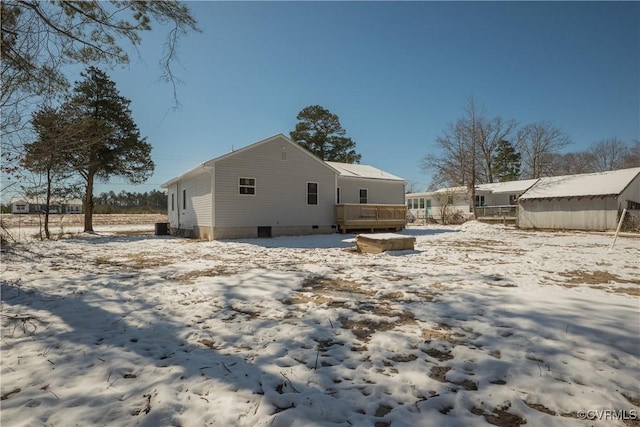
(182, 189), (186, 209)
(509, 194), (518, 205)
(337, 187), (341, 204)
(359, 189), (368, 204)
(239, 177), (256, 195)
(171, 193), (175, 211)
(447, 195), (453, 205)
(419, 198), (425, 209)
(307, 182), (318, 205)
(407, 199), (413, 209)
(475, 195), (485, 207)
(628, 200), (640, 210)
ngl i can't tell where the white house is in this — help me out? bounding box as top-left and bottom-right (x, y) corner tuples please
(517, 167), (640, 231)
(406, 179), (538, 223)
(161, 134), (406, 240)
(10, 197), (83, 214)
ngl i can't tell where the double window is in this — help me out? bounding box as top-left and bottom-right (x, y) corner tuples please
(239, 178), (256, 195)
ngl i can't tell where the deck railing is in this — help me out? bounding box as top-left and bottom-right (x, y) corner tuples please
(476, 205), (518, 218)
(335, 204), (406, 232)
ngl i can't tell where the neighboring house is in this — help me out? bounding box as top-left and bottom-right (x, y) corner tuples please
(10, 197), (83, 214)
(161, 134), (406, 240)
(517, 167), (640, 231)
(406, 179), (538, 223)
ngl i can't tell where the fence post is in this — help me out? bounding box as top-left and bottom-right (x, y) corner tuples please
(610, 208), (627, 251)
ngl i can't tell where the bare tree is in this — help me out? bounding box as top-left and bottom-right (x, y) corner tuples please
(587, 137), (630, 172)
(476, 116), (519, 183)
(623, 140), (640, 168)
(422, 119), (472, 189)
(551, 151), (596, 175)
(517, 121), (572, 178)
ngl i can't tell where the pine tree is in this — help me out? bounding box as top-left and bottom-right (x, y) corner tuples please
(491, 140), (521, 182)
(22, 107), (76, 238)
(62, 67), (154, 232)
(290, 105), (361, 163)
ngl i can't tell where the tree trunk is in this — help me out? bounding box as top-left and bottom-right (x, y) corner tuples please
(44, 168), (51, 239)
(84, 173), (94, 232)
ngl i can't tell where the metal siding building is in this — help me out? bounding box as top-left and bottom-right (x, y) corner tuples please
(517, 168), (640, 231)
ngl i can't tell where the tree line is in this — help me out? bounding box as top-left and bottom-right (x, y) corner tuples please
(93, 190), (167, 214)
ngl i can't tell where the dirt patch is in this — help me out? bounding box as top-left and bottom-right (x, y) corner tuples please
(524, 401), (556, 415)
(338, 312), (414, 340)
(471, 405), (526, 427)
(445, 239), (526, 256)
(388, 354), (417, 363)
(422, 323), (460, 343)
(430, 366), (451, 382)
(96, 253), (166, 269)
(424, 348), (454, 361)
(606, 287), (640, 297)
(301, 277), (374, 297)
(170, 266), (234, 282)
(559, 270), (639, 285)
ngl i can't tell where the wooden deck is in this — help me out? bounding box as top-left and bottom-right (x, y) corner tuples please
(335, 204), (407, 233)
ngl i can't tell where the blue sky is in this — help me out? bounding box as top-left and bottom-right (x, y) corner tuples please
(75, 1), (639, 195)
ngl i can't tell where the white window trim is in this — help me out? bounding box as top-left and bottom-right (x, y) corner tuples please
(307, 181), (319, 205)
(239, 177), (256, 196)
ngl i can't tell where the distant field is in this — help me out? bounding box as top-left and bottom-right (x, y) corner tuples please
(0, 213), (168, 228)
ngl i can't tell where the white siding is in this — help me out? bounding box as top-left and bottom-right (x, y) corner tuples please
(406, 192), (470, 221)
(179, 170), (213, 229)
(619, 174), (640, 208)
(337, 177), (405, 204)
(166, 170), (212, 231)
(214, 136), (335, 227)
(167, 183), (179, 228)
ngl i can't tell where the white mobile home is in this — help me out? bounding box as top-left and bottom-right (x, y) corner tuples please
(10, 197), (83, 214)
(517, 167), (640, 231)
(161, 134), (406, 239)
(406, 179), (538, 223)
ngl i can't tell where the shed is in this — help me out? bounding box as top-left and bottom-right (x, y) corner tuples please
(517, 167), (640, 231)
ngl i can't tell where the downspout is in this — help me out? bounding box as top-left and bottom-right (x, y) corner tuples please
(176, 181), (181, 230)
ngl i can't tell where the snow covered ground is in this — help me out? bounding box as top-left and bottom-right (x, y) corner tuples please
(1, 222), (639, 427)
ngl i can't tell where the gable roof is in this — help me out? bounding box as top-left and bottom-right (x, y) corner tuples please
(325, 161), (405, 182)
(161, 134), (334, 188)
(406, 179), (539, 198)
(162, 134), (406, 187)
(477, 179), (540, 194)
(519, 167), (640, 200)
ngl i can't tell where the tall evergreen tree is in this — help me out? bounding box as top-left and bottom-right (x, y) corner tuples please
(290, 105), (361, 163)
(22, 106), (76, 238)
(62, 67), (154, 232)
(491, 140), (521, 182)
